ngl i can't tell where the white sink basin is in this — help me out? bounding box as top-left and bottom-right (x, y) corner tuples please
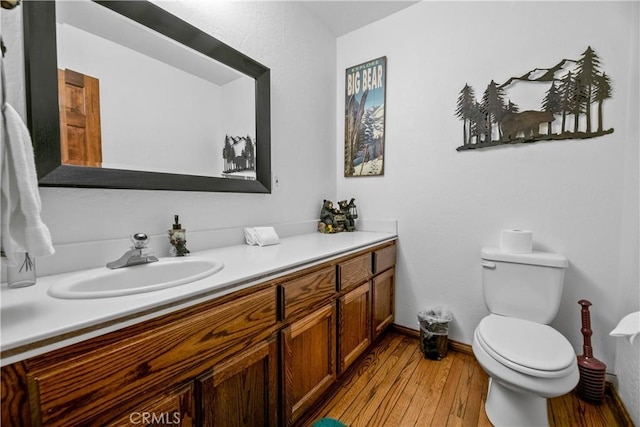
(48, 257), (224, 299)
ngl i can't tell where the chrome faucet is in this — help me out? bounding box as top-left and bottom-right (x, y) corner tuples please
(106, 233), (159, 269)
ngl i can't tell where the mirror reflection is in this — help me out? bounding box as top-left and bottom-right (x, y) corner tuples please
(55, 0), (257, 180)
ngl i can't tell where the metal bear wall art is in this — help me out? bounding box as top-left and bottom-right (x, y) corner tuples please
(455, 46), (613, 151)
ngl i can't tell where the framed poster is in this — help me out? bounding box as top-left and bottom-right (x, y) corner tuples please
(344, 56), (386, 177)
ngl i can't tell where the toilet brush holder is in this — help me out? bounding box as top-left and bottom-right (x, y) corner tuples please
(576, 299), (606, 404)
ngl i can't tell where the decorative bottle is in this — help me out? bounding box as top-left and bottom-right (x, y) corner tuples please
(168, 215), (190, 257)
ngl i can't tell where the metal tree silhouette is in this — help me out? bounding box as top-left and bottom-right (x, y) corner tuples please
(470, 102), (488, 144)
(558, 71), (574, 133)
(574, 46), (603, 133)
(593, 72), (613, 133)
(542, 82), (562, 135)
(455, 84), (476, 146)
(481, 80), (508, 141)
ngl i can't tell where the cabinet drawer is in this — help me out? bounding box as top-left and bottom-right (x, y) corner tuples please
(374, 244), (396, 274)
(280, 266), (336, 322)
(29, 287), (277, 426)
(338, 253), (372, 291)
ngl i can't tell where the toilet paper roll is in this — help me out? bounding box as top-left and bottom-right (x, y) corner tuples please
(500, 229), (533, 253)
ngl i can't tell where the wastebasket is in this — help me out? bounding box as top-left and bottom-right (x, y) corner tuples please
(417, 307), (453, 360)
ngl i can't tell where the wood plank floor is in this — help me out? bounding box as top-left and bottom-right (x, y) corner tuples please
(302, 331), (632, 427)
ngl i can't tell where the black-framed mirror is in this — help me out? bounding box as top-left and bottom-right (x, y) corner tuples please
(23, 0), (271, 193)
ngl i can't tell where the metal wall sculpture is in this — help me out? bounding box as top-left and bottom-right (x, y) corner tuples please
(455, 46), (613, 151)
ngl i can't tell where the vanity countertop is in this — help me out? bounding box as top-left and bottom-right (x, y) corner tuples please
(0, 230), (396, 366)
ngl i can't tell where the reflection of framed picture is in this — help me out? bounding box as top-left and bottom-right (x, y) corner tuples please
(344, 56), (386, 177)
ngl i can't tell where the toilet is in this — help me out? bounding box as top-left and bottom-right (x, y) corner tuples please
(472, 247), (579, 427)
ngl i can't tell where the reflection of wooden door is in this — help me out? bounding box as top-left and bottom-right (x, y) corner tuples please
(58, 68), (102, 167)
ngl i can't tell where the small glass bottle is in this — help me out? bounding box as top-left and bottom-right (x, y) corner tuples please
(7, 252), (37, 288)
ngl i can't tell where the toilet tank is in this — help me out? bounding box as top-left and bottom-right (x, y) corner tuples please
(481, 247), (569, 324)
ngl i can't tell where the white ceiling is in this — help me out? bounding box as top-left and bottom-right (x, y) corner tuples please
(300, 1), (420, 36)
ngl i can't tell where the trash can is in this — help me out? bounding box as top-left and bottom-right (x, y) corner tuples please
(417, 307), (453, 360)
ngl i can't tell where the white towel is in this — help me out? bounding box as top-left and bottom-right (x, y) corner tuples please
(243, 227), (279, 247)
(1, 102), (55, 265)
(244, 227), (257, 245)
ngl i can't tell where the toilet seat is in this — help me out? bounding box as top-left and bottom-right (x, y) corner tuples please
(476, 314), (576, 379)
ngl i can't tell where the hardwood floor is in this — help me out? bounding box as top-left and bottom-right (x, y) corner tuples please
(302, 331), (632, 427)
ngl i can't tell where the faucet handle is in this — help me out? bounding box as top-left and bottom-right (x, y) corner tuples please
(131, 233), (150, 249)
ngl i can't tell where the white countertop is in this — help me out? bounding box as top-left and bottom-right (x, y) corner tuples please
(1, 230), (396, 365)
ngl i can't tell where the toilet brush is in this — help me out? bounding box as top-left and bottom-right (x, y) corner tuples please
(576, 299), (607, 404)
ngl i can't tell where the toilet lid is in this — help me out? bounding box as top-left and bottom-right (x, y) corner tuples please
(477, 315), (576, 376)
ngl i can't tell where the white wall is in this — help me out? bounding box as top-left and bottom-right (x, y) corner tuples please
(3, 1), (337, 246)
(337, 1), (639, 422)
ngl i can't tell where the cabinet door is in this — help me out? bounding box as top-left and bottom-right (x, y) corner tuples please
(282, 303), (337, 426)
(195, 336), (279, 427)
(107, 383), (195, 426)
(372, 268), (395, 339)
(338, 282), (371, 373)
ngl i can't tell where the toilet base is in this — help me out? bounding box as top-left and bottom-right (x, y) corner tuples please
(485, 377), (550, 427)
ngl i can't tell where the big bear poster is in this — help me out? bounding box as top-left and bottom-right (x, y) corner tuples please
(344, 56), (386, 177)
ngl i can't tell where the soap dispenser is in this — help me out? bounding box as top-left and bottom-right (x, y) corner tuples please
(168, 215), (190, 257)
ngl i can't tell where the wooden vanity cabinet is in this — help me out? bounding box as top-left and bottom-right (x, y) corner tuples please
(1, 240), (397, 427)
